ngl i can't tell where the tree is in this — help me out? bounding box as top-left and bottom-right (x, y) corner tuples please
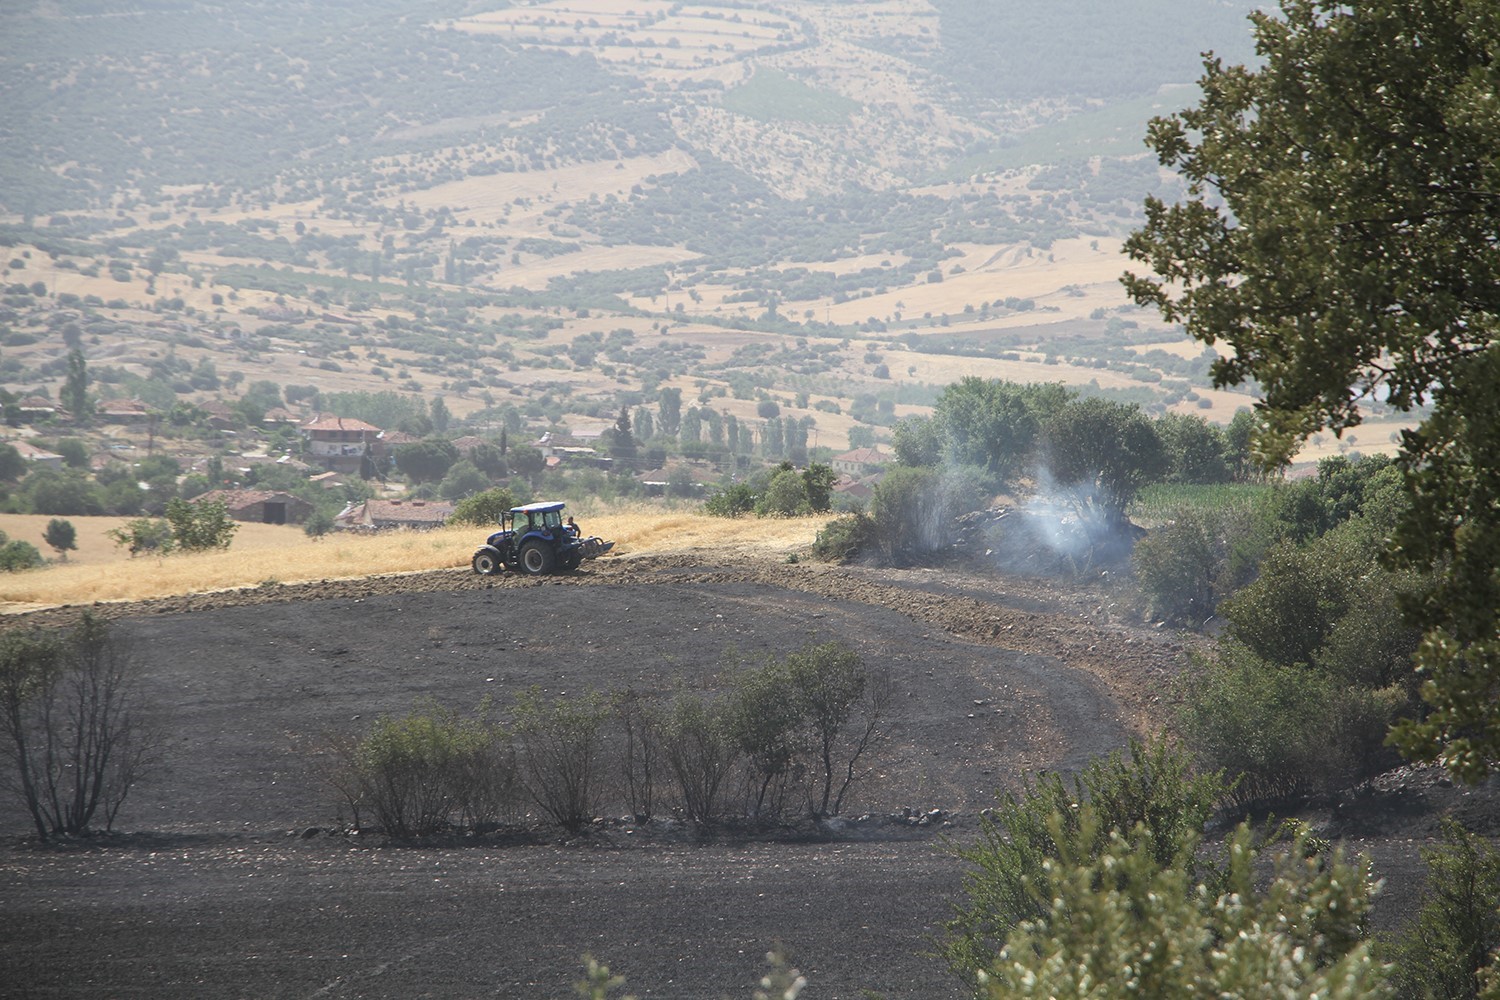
(1156, 412), (1230, 484)
(394, 438), (459, 484)
(43, 519), (76, 561)
(163, 497), (237, 552)
(0, 443), (24, 482)
(0, 616), (157, 841)
(429, 396), (451, 434)
(0, 533), (43, 572)
(608, 406), (636, 463)
(1121, 0), (1500, 781)
(53, 438), (89, 469)
(61, 349), (90, 420)
(657, 387), (682, 437)
(801, 463), (836, 513)
(468, 442), (507, 478)
(782, 641), (889, 816)
(449, 487), (519, 527)
(1039, 397), (1167, 524)
(934, 378), (1072, 486)
(439, 460), (488, 501)
(107, 518), (174, 556)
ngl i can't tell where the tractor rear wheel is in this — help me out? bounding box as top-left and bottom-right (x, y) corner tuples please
(519, 540), (556, 576)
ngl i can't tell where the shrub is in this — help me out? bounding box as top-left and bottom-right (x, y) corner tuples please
(1132, 504), (1263, 625)
(614, 687), (660, 820)
(107, 517), (175, 556)
(448, 487), (518, 527)
(1383, 817), (1500, 1000)
(0, 534), (43, 571)
(510, 688), (610, 831)
(704, 481), (759, 518)
(728, 663), (806, 820)
(1177, 645), (1403, 802)
(981, 813), (1386, 998)
(811, 512), (878, 563)
(0, 615), (158, 840)
(941, 737), (1228, 981)
(782, 641), (890, 816)
(658, 692), (738, 824)
(331, 703), (513, 839)
(164, 497), (237, 552)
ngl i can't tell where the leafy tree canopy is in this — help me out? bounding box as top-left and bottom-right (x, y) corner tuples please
(1122, 0), (1500, 780)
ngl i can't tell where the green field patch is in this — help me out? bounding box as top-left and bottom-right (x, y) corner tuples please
(722, 68), (859, 125)
(1130, 481), (1274, 522)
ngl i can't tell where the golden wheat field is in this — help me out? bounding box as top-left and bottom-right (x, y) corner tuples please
(0, 509), (826, 612)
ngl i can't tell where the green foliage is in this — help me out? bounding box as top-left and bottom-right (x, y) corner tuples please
(22, 468), (101, 516)
(42, 518), (76, 559)
(727, 663), (806, 821)
(811, 512), (879, 564)
(61, 349), (90, 420)
(1039, 396), (1167, 521)
(942, 737), (1229, 981)
(869, 465), (988, 565)
(302, 510), (335, 538)
(449, 487), (519, 527)
(1132, 504), (1262, 625)
(892, 414), (944, 468)
(1384, 817), (1500, 1000)
(933, 378), (1073, 486)
(510, 689), (611, 832)
(1224, 518), (1420, 688)
(1122, 0), (1500, 780)
(331, 703), (513, 839)
(1156, 411), (1230, 484)
(704, 481), (760, 518)
(0, 615), (156, 841)
(53, 438), (89, 469)
(438, 459), (489, 502)
(0, 533), (43, 572)
(756, 466), (809, 517)
(394, 438), (459, 484)
(106, 517), (175, 557)
(164, 497), (237, 552)
(781, 641), (888, 816)
(1177, 644), (1404, 802)
(0, 443), (24, 482)
(980, 813), (1387, 999)
(658, 693), (737, 825)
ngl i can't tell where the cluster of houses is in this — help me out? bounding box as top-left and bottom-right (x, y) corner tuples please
(6, 395), (891, 532)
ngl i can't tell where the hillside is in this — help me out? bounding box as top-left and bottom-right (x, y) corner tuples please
(0, 0), (1361, 471)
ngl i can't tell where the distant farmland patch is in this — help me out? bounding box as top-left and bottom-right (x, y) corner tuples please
(723, 68), (860, 125)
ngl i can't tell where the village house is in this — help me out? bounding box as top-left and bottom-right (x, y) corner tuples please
(17, 395), (62, 422)
(333, 498), (454, 531)
(97, 398), (152, 423)
(190, 488), (315, 526)
(9, 440), (64, 471)
(301, 415), (382, 474)
(831, 446), (889, 477)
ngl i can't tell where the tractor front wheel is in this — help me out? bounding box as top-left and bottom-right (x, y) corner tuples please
(519, 541), (556, 576)
(472, 549), (502, 576)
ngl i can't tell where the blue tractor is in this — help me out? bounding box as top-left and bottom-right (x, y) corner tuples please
(470, 501), (613, 576)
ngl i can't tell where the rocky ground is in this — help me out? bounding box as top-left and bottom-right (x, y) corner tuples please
(2, 552), (1497, 998)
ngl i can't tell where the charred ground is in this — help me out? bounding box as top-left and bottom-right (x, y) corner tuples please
(2, 554), (1497, 998)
